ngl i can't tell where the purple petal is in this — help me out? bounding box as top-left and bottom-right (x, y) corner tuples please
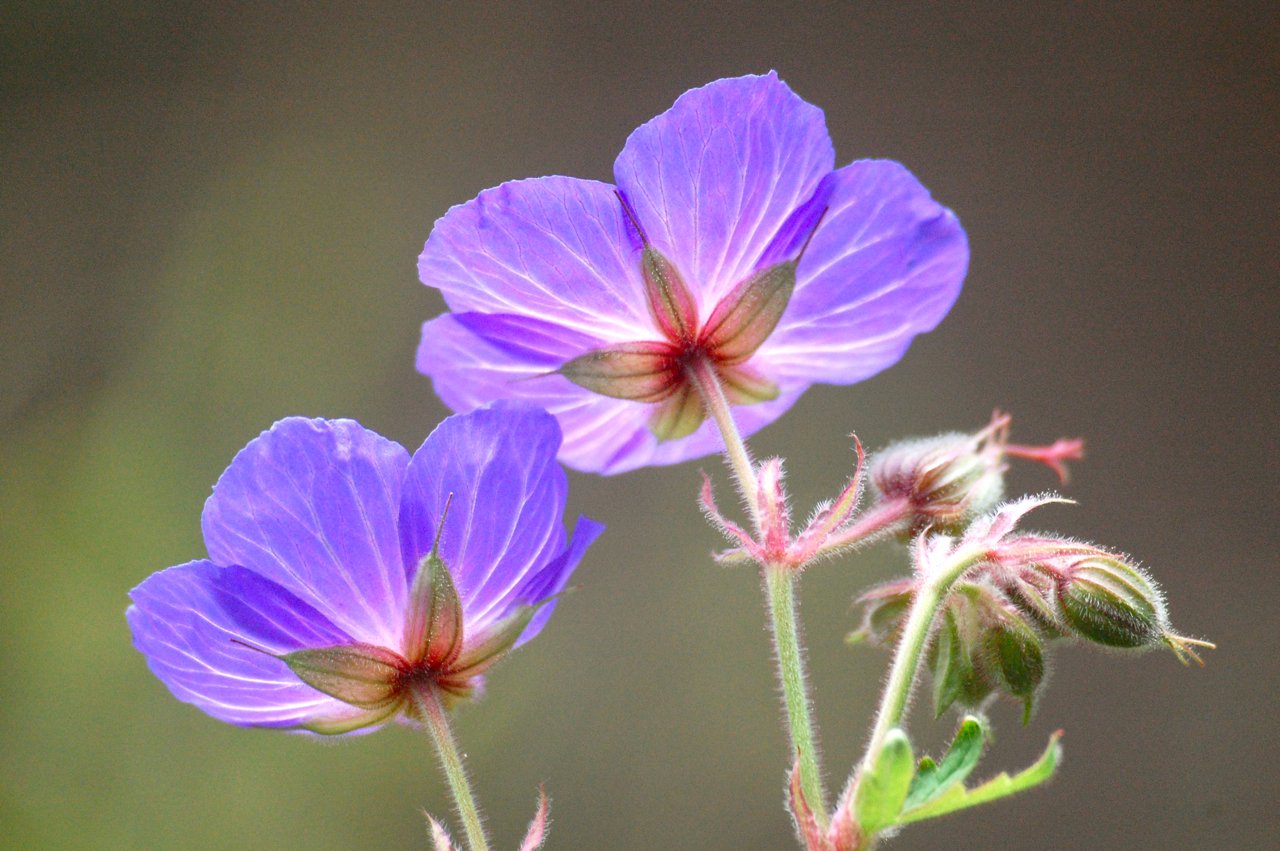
(418, 176), (652, 343)
(201, 418), (410, 649)
(513, 515), (605, 646)
(614, 72), (834, 312)
(451, 312), (607, 368)
(758, 160), (969, 384)
(128, 560), (371, 729)
(418, 315), (806, 474)
(399, 401), (576, 636)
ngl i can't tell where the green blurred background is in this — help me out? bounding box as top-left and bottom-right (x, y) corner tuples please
(3, 3), (1276, 848)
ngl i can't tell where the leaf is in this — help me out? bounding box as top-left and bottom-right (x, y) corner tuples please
(854, 728), (915, 835)
(897, 730), (1063, 825)
(903, 715), (986, 811)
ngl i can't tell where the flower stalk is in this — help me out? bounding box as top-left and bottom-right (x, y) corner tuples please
(414, 684), (491, 851)
(688, 357), (828, 828)
(860, 542), (985, 772)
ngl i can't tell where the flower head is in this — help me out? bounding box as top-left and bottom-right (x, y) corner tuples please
(417, 72), (969, 474)
(128, 402), (603, 734)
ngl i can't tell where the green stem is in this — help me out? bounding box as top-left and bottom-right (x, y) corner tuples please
(414, 685), (491, 851)
(686, 357), (828, 827)
(766, 562), (830, 828)
(685, 357), (761, 530)
(861, 544), (985, 770)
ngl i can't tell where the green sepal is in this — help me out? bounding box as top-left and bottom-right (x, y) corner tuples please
(648, 383), (707, 442)
(854, 728), (915, 835)
(718, 363), (780, 406)
(700, 260), (797, 365)
(280, 643), (404, 709)
(903, 715), (986, 811)
(641, 246), (699, 342)
(558, 342), (679, 403)
(452, 604), (538, 678)
(405, 549), (465, 669)
(297, 699), (403, 735)
(897, 730), (1063, 825)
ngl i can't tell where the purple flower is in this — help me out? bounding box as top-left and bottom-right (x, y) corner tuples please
(128, 401), (603, 734)
(417, 72), (969, 475)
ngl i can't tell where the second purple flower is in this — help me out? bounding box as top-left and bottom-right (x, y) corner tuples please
(418, 72), (969, 474)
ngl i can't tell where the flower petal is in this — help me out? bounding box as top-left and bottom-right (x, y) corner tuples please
(418, 176), (652, 343)
(419, 314), (806, 474)
(399, 401), (572, 636)
(127, 560), (375, 729)
(201, 418), (410, 648)
(512, 515), (605, 645)
(758, 160), (969, 384)
(614, 72), (834, 312)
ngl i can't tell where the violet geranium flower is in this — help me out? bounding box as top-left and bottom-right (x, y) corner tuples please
(417, 72), (969, 475)
(128, 401), (602, 734)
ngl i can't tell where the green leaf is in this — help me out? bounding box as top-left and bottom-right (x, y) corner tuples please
(897, 730), (1063, 825)
(904, 715), (986, 811)
(855, 728), (915, 835)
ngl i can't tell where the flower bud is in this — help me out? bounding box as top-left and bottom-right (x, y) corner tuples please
(847, 578), (917, 647)
(869, 413), (1083, 539)
(871, 431), (1004, 537)
(1055, 556), (1165, 649)
(975, 601), (1046, 724)
(928, 602), (995, 717)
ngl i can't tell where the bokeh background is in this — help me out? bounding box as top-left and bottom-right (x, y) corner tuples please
(3, 3), (1276, 849)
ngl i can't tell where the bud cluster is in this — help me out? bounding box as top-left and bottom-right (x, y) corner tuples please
(851, 502), (1212, 722)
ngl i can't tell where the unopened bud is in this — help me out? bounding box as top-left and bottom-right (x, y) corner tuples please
(847, 578), (917, 647)
(928, 602), (995, 717)
(871, 432), (1004, 537)
(869, 413), (1082, 538)
(1056, 556), (1165, 649)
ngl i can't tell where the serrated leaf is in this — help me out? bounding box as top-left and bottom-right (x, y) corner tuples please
(854, 728), (915, 834)
(897, 730), (1063, 825)
(903, 715), (986, 810)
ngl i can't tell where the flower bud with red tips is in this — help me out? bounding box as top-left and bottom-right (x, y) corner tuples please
(868, 412), (1083, 538)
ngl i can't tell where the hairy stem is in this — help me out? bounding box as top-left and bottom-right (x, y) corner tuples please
(766, 562), (830, 827)
(861, 544), (984, 770)
(685, 357), (761, 530)
(687, 357), (828, 828)
(414, 685), (491, 851)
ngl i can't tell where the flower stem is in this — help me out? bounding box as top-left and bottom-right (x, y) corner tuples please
(861, 544), (984, 770)
(686, 357), (761, 530)
(766, 562), (830, 828)
(686, 357), (828, 827)
(413, 685), (491, 851)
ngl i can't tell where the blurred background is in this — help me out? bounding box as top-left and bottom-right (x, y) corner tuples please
(3, 3), (1276, 848)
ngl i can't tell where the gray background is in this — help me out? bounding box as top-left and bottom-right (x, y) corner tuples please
(3, 3), (1276, 848)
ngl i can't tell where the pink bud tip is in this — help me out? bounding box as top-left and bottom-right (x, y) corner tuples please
(1005, 437), (1085, 484)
